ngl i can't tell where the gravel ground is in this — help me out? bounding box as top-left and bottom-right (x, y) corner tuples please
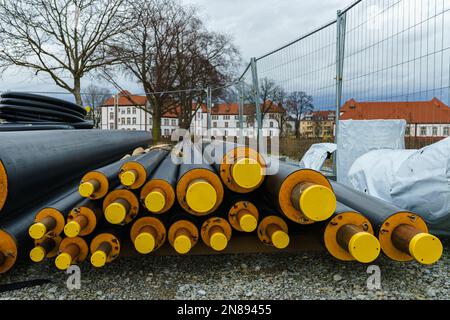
(0, 239), (449, 300)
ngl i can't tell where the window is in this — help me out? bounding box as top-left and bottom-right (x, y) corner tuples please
(121, 118), (125, 125)
(127, 118), (131, 125)
(212, 115), (218, 120)
(444, 127), (449, 136)
(127, 108), (131, 114)
(225, 122), (228, 128)
(213, 122), (217, 128)
(405, 127), (411, 136)
(132, 108), (136, 114)
(235, 115), (239, 120)
(109, 123), (114, 130)
(224, 130), (228, 136)
(420, 127), (427, 136)
(164, 119), (169, 126)
(432, 127), (438, 136)
(223, 115), (230, 120)
(164, 129), (170, 136)
(132, 118), (136, 125)
(171, 119), (177, 126)
(121, 109), (125, 115)
(270, 122), (274, 128)
(109, 112), (114, 120)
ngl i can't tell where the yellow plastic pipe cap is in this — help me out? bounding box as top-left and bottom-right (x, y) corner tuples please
(239, 214), (258, 232)
(79, 182), (95, 198)
(55, 253), (72, 271)
(299, 185), (337, 221)
(409, 233), (443, 265)
(210, 232), (228, 251)
(120, 171), (137, 187)
(64, 221), (81, 238)
(186, 181), (217, 213)
(145, 191), (166, 213)
(174, 235), (192, 254)
(348, 232), (380, 263)
(91, 250), (107, 268)
(271, 230), (290, 249)
(232, 158), (263, 189)
(105, 202), (127, 225)
(29, 223), (47, 240)
(134, 232), (156, 254)
(30, 246), (46, 263)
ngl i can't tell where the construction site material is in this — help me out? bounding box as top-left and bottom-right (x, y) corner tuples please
(130, 216), (166, 254)
(119, 148), (169, 190)
(200, 217), (232, 252)
(103, 188), (140, 225)
(264, 162), (336, 224)
(79, 156), (139, 200)
(227, 198), (259, 233)
(55, 237), (89, 271)
(0, 123), (76, 131)
(176, 145), (224, 216)
(89, 228), (123, 268)
(324, 202), (380, 263)
(29, 236), (62, 263)
(28, 188), (84, 240)
(168, 214), (199, 255)
(0, 129), (151, 213)
(204, 141), (266, 193)
(64, 201), (102, 238)
(330, 181), (443, 265)
(140, 153), (179, 214)
(257, 215), (290, 249)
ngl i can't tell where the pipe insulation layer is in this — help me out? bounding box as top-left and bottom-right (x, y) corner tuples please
(0, 129), (152, 214)
(330, 181), (443, 264)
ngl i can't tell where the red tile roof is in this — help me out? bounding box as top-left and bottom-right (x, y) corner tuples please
(340, 98), (450, 124)
(102, 91), (147, 107)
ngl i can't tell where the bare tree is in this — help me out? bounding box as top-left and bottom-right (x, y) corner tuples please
(0, 0), (131, 105)
(286, 91), (314, 138)
(83, 84), (110, 128)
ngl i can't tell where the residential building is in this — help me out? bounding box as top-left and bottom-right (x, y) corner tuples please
(340, 98), (450, 137)
(100, 91), (285, 137)
(300, 111), (336, 138)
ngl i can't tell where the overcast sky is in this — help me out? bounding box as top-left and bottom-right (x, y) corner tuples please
(0, 0), (350, 97)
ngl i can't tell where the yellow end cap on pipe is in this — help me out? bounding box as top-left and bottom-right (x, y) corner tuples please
(55, 253), (72, 271)
(231, 158), (263, 189)
(210, 232), (228, 251)
(79, 182), (95, 198)
(134, 232), (156, 254)
(30, 246), (46, 263)
(348, 232), (381, 263)
(91, 251), (107, 268)
(120, 171), (137, 187)
(239, 214), (258, 232)
(271, 230), (290, 249)
(186, 181), (217, 213)
(145, 191), (166, 213)
(29, 223), (47, 240)
(299, 185), (337, 221)
(174, 235), (192, 254)
(64, 221), (81, 238)
(105, 203), (127, 225)
(409, 233), (443, 265)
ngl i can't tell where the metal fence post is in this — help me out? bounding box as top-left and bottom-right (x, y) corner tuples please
(114, 93), (119, 130)
(334, 10), (347, 177)
(238, 81), (244, 140)
(250, 57), (262, 141)
(206, 86), (212, 135)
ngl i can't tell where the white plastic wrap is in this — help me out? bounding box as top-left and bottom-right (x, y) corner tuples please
(299, 143), (336, 171)
(336, 120), (406, 186)
(348, 137), (450, 236)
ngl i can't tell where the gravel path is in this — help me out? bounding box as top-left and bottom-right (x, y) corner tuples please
(1, 240), (448, 300)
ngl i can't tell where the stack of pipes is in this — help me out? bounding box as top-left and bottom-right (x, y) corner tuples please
(0, 136), (444, 275)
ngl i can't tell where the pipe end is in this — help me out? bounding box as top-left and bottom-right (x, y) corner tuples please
(409, 233), (443, 265)
(145, 191), (166, 213)
(134, 232), (156, 254)
(210, 232), (228, 251)
(348, 232), (380, 263)
(239, 214), (258, 233)
(79, 182), (95, 198)
(64, 221), (81, 238)
(120, 171), (137, 187)
(29, 223), (47, 240)
(271, 230), (290, 249)
(55, 253), (72, 271)
(91, 251), (107, 268)
(30, 246), (46, 263)
(105, 203), (127, 225)
(186, 181), (217, 214)
(231, 158), (263, 189)
(174, 235), (192, 254)
(299, 185), (336, 221)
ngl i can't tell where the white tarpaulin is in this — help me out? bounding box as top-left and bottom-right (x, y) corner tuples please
(336, 120), (406, 186)
(348, 137), (450, 237)
(299, 143), (336, 171)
